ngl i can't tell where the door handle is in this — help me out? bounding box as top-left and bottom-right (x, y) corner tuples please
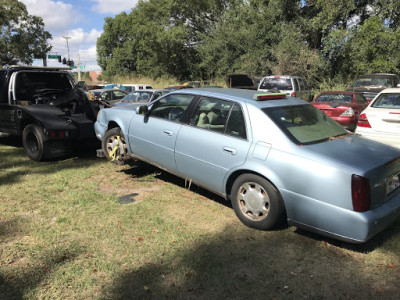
(163, 130), (173, 136)
(223, 147), (237, 155)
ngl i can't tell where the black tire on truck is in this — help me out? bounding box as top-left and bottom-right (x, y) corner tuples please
(22, 124), (49, 161)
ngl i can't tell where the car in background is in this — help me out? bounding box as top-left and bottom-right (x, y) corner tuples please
(103, 84), (154, 92)
(95, 88), (400, 243)
(312, 91), (368, 131)
(89, 89), (128, 107)
(164, 85), (193, 92)
(258, 75), (313, 102)
(225, 73), (261, 90)
(347, 73), (400, 102)
(355, 88), (400, 148)
(114, 89), (169, 105)
(122, 84), (154, 92)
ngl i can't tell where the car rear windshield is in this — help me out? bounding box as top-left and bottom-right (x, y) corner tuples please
(371, 93), (400, 109)
(259, 78), (292, 90)
(314, 93), (352, 103)
(263, 105), (347, 145)
(352, 77), (394, 88)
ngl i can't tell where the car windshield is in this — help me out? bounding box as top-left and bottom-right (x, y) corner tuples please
(264, 105), (348, 145)
(259, 78), (292, 90)
(315, 93), (352, 103)
(122, 91), (152, 102)
(352, 77), (394, 88)
(371, 93), (400, 109)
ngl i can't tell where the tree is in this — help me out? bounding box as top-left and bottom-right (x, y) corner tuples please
(0, 0), (52, 66)
(198, 0), (303, 78)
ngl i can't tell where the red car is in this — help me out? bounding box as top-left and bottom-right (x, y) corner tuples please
(312, 91), (368, 131)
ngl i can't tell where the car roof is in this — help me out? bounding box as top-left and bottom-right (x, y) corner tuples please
(316, 91), (357, 95)
(357, 73), (398, 78)
(378, 88), (400, 94)
(128, 89), (168, 93)
(123, 84), (153, 86)
(262, 75), (299, 79)
(91, 88), (126, 92)
(173, 87), (306, 108)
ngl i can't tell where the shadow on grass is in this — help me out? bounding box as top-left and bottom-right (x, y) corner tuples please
(0, 241), (84, 300)
(122, 161), (232, 208)
(100, 222), (400, 299)
(122, 161), (400, 251)
(0, 136), (102, 186)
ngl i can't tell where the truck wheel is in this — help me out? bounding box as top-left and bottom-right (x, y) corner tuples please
(22, 124), (48, 161)
(102, 128), (128, 164)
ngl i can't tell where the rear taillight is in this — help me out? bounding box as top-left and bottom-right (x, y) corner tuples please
(352, 175), (371, 212)
(291, 92), (296, 97)
(357, 113), (371, 128)
(340, 107), (354, 117)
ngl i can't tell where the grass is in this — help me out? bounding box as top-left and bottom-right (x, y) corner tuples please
(1, 137), (400, 299)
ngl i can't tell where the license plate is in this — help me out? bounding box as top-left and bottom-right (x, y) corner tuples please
(386, 173), (400, 195)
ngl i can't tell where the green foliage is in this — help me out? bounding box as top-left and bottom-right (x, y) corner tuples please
(97, 0), (400, 86)
(0, 0), (52, 66)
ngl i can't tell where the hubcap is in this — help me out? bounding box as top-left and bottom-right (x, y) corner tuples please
(237, 182), (270, 221)
(106, 135), (127, 160)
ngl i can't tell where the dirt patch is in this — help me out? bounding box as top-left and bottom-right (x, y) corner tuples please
(98, 184), (162, 203)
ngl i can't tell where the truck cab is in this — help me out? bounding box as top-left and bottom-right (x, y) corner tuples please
(0, 65), (100, 161)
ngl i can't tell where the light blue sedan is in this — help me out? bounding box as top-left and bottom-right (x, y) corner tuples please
(94, 88), (400, 243)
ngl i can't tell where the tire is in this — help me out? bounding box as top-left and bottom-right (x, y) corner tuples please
(231, 174), (285, 230)
(22, 124), (48, 161)
(102, 127), (128, 164)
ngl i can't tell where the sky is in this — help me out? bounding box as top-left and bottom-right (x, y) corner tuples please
(21, 0), (139, 71)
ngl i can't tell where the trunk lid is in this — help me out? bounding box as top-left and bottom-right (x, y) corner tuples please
(304, 135), (400, 208)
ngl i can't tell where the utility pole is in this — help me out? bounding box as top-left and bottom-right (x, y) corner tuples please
(63, 36), (71, 61)
(77, 53), (81, 81)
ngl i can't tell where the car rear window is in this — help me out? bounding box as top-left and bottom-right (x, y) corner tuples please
(315, 93), (353, 103)
(259, 78), (292, 90)
(263, 105), (347, 145)
(371, 93), (400, 108)
(352, 77), (394, 88)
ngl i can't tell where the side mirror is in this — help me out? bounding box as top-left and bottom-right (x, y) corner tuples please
(136, 105), (148, 115)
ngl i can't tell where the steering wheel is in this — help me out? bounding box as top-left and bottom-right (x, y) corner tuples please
(168, 107), (185, 121)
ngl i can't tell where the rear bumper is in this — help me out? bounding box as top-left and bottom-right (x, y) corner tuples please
(331, 116), (356, 130)
(284, 189), (400, 243)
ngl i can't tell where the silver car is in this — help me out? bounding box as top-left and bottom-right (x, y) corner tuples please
(95, 88), (400, 243)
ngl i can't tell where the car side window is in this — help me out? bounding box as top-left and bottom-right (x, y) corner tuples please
(357, 94), (367, 104)
(112, 90), (126, 99)
(226, 103), (247, 139)
(149, 94), (194, 122)
(191, 97), (232, 133)
(293, 78), (300, 91)
(101, 91), (111, 101)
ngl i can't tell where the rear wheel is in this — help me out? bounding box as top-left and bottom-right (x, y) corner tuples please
(22, 124), (48, 161)
(102, 128), (128, 164)
(231, 174), (285, 230)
